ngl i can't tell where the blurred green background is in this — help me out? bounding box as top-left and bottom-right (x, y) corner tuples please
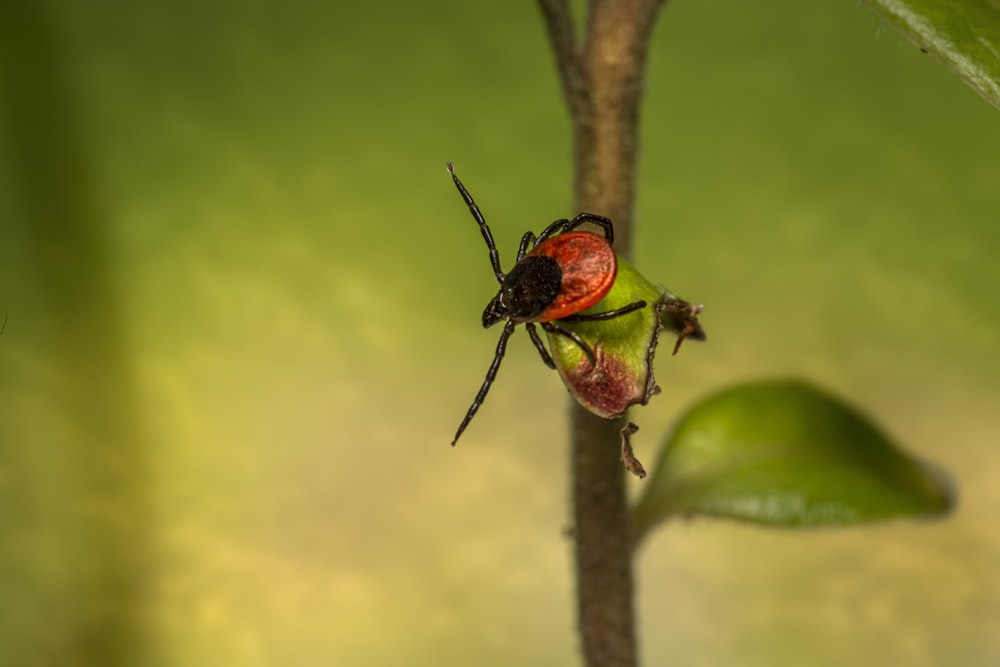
(1, 1), (998, 665)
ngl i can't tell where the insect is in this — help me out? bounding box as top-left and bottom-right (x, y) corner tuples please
(448, 163), (647, 445)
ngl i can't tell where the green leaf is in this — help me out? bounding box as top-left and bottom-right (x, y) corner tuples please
(863, 0), (1000, 109)
(633, 380), (953, 540)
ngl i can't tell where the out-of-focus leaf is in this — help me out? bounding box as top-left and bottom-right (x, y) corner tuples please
(633, 380), (953, 541)
(863, 0), (1000, 109)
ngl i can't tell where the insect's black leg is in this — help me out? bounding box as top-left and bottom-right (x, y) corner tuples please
(559, 300), (647, 322)
(564, 213), (614, 243)
(447, 163), (505, 284)
(525, 322), (556, 369)
(517, 231), (536, 261)
(452, 320), (517, 446)
(534, 213), (614, 247)
(534, 218), (573, 246)
(541, 321), (597, 367)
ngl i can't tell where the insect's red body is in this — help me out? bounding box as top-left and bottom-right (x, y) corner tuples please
(527, 231), (618, 322)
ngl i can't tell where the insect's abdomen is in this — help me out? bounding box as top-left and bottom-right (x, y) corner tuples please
(529, 232), (617, 322)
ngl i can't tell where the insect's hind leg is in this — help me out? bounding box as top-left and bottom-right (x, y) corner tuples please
(525, 323), (556, 369)
(534, 218), (572, 246)
(559, 300), (647, 322)
(564, 213), (614, 243)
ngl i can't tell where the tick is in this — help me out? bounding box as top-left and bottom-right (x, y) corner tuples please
(448, 163), (647, 445)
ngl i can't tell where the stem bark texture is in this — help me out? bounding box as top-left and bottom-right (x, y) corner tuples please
(538, 2), (665, 666)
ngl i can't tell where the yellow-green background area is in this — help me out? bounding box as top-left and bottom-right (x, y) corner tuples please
(1, 1), (997, 666)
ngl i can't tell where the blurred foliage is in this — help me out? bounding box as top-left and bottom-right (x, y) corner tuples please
(863, 0), (1000, 108)
(0, 0), (998, 666)
(634, 380), (953, 539)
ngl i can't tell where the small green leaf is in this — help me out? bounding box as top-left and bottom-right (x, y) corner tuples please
(633, 380), (953, 540)
(863, 0), (1000, 109)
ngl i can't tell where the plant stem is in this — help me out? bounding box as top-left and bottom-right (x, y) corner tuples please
(538, 2), (665, 666)
(0, 4), (150, 665)
(569, 410), (639, 667)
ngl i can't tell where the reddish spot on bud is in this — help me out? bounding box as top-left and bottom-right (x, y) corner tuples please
(562, 344), (648, 418)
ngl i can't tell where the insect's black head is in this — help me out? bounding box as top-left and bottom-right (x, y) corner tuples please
(481, 255), (562, 328)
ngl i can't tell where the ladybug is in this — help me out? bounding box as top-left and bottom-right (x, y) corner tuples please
(447, 163), (647, 445)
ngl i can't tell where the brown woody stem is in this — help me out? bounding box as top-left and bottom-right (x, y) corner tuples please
(538, 1), (666, 666)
